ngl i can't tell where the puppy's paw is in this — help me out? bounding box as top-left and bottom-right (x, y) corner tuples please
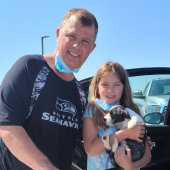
(102, 133), (109, 141)
(112, 138), (118, 152)
(102, 133), (111, 150)
(128, 116), (138, 128)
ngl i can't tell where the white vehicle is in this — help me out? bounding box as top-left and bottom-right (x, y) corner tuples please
(132, 78), (170, 118)
(143, 78), (170, 116)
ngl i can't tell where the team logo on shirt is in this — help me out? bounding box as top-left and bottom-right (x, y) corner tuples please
(56, 97), (77, 117)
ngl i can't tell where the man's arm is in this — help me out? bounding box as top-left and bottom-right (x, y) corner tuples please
(0, 126), (59, 170)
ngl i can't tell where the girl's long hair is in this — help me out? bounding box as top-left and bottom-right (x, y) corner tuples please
(88, 62), (141, 130)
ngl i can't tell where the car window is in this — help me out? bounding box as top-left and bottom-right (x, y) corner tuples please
(129, 74), (170, 125)
(149, 79), (170, 96)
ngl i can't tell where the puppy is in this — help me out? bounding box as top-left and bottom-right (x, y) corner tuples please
(101, 105), (146, 170)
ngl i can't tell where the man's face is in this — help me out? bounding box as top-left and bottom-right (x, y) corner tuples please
(56, 15), (96, 69)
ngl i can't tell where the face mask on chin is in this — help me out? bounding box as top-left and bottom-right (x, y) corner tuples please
(55, 52), (81, 73)
(94, 98), (120, 111)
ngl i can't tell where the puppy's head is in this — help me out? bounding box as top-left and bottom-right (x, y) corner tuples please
(104, 105), (130, 126)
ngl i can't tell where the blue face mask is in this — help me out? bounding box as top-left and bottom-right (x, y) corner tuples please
(55, 52), (81, 73)
(94, 98), (120, 111)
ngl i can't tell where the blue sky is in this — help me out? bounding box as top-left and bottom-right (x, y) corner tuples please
(0, 0), (170, 84)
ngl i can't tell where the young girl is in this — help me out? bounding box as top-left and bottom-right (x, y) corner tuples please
(83, 62), (151, 170)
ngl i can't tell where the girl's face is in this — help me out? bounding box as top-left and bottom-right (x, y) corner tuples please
(97, 73), (124, 105)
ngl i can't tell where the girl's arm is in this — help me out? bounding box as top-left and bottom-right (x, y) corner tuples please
(83, 117), (105, 156)
(115, 141), (151, 170)
(83, 118), (145, 156)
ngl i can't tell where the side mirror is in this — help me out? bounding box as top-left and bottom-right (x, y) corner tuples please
(144, 112), (162, 124)
(132, 90), (145, 99)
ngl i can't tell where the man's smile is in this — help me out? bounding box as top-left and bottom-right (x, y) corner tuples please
(69, 51), (80, 57)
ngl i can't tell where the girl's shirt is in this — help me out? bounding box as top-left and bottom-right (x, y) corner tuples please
(83, 104), (117, 170)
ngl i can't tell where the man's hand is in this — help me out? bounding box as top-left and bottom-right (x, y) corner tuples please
(114, 146), (133, 170)
(125, 122), (145, 142)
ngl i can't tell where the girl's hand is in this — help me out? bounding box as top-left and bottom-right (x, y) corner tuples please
(125, 122), (145, 142)
(146, 130), (153, 151)
(147, 136), (153, 151)
(114, 146), (132, 170)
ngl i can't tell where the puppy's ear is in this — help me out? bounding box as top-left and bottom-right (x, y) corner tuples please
(121, 108), (131, 119)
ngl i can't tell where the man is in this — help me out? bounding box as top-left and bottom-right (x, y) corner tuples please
(0, 8), (97, 170)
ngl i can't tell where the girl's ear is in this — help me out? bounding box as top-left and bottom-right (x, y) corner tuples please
(95, 87), (100, 98)
(97, 86), (99, 94)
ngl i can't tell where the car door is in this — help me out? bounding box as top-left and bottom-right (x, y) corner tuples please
(128, 67), (170, 170)
(72, 67), (170, 170)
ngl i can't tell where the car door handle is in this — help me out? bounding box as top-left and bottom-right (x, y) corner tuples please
(151, 141), (164, 147)
(152, 142), (156, 147)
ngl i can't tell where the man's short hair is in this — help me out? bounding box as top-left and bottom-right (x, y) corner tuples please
(60, 8), (98, 42)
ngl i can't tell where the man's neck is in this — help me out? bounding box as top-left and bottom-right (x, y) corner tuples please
(43, 52), (75, 81)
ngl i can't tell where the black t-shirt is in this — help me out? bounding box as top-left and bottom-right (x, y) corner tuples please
(0, 55), (87, 170)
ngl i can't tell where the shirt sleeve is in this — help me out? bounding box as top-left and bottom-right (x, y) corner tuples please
(83, 105), (93, 118)
(0, 56), (32, 126)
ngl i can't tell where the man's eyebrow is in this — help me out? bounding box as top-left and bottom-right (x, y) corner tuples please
(83, 37), (91, 41)
(66, 32), (91, 41)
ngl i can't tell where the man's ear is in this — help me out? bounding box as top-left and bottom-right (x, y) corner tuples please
(56, 28), (60, 43)
(90, 43), (96, 53)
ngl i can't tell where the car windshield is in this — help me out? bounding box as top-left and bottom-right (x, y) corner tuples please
(149, 79), (170, 96)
